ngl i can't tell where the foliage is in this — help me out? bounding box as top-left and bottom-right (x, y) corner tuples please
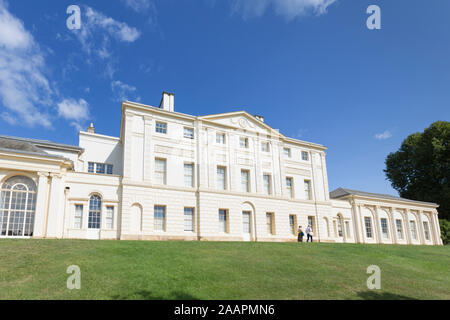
(440, 219), (450, 245)
(384, 121), (450, 220)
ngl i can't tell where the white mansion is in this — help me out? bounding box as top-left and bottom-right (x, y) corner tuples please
(0, 92), (443, 245)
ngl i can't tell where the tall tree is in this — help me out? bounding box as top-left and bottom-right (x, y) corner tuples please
(384, 121), (450, 221)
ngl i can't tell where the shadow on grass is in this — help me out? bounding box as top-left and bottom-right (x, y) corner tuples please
(357, 291), (417, 300)
(111, 290), (199, 300)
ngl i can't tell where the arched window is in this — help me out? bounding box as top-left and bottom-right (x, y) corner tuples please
(337, 215), (344, 238)
(88, 195), (102, 229)
(1, 176), (37, 237)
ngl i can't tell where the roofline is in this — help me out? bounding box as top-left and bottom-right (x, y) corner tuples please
(0, 135), (83, 153)
(0, 148), (74, 166)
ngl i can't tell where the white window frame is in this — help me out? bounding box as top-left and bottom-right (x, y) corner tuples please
(364, 217), (373, 238)
(410, 220), (417, 240)
(184, 163), (194, 188)
(240, 137), (249, 148)
(286, 177), (294, 198)
(304, 180), (312, 200)
(423, 221), (430, 240)
(184, 207), (194, 232)
(217, 166), (227, 190)
(155, 158), (167, 185)
(74, 204), (83, 229)
(105, 206), (114, 229)
(396, 219), (403, 239)
(241, 169), (250, 193)
(184, 127), (194, 139)
(380, 218), (389, 238)
(261, 142), (270, 152)
(301, 151), (309, 161)
(263, 174), (272, 195)
(216, 133), (225, 144)
(155, 121), (167, 134)
(154, 205), (166, 231)
(266, 213), (274, 235)
(284, 148), (291, 158)
(219, 209), (228, 233)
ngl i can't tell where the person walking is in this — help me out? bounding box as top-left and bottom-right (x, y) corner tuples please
(306, 225), (313, 243)
(297, 226), (304, 243)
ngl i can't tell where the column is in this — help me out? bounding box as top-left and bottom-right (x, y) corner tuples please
(416, 211), (425, 245)
(350, 199), (361, 243)
(431, 211), (442, 245)
(388, 207), (397, 244)
(403, 209), (412, 245)
(358, 204), (366, 244)
(33, 172), (49, 238)
(143, 115), (153, 182)
(253, 135), (263, 194)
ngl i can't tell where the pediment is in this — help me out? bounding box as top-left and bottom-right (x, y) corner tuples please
(199, 111), (283, 137)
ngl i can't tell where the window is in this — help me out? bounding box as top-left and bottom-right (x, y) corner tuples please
(155, 121), (167, 134)
(96, 163), (105, 174)
(184, 208), (194, 232)
(106, 206), (114, 229)
(217, 166), (226, 190)
(88, 195), (101, 229)
(410, 220), (417, 240)
(263, 174), (272, 195)
(240, 137), (249, 148)
(381, 218), (389, 238)
(308, 216), (315, 233)
(345, 221), (351, 238)
(304, 180), (312, 200)
(154, 206), (166, 231)
(289, 215), (296, 235)
(284, 148), (291, 158)
(241, 170), (250, 192)
(286, 177), (293, 198)
(301, 151), (309, 161)
(266, 213), (274, 235)
(261, 142), (270, 152)
(396, 219), (403, 239)
(364, 217), (373, 238)
(337, 216), (343, 237)
(219, 209), (228, 233)
(184, 127), (194, 139)
(155, 158), (167, 184)
(216, 133), (225, 144)
(74, 205), (83, 229)
(423, 221), (430, 241)
(88, 162), (113, 175)
(184, 163), (194, 187)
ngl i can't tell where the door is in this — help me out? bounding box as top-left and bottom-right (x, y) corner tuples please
(242, 211), (252, 241)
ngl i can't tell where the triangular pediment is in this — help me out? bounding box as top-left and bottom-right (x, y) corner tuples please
(198, 111), (284, 137)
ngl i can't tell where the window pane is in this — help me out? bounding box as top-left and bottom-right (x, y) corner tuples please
(106, 165), (113, 175)
(302, 151), (309, 161)
(241, 170), (249, 192)
(219, 209), (227, 233)
(88, 195), (101, 229)
(217, 167), (226, 190)
(156, 122), (167, 134)
(154, 206), (166, 231)
(304, 180), (311, 200)
(263, 174), (271, 195)
(216, 133), (225, 144)
(155, 159), (167, 184)
(184, 127), (194, 139)
(240, 137), (248, 148)
(184, 208), (194, 232)
(286, 178), (293, 198)
(396, 219), (403, 239)
(184, 164), (194, 187)
(266, 213), (273, 234)
(284, 148), (291, 157)
(96, 163), (105, 174)
(410, 221), (417, 240)
(261, 142), (269, 152)
(75, 205), (83, 229)
(423, 221), (430, 240)
(381, 218), (389, 238)
(364, 217), (372, 238)
(88, 162), (95, 173)
(106, 206), (114, 229)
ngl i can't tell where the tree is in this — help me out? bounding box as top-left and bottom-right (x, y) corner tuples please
(384, 121), (450, 222)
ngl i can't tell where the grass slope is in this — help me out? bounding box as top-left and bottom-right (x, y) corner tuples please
(0, 240), (448, 300)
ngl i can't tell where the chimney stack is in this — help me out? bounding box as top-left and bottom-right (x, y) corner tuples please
(87, 122), (95, 133)
(159, 92), (175, 112)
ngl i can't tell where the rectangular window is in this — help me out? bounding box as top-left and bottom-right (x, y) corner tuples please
(266, 213), (274, 235)
(184, 208), (194, 232)
(423, 221), (430, 241)
(301, 151), (309, 161)
(184, 163), (194, 187)
(106, 164), (113, 175)
(304, 180), (312, 200)
(289, 215), (296, 235)
(219, 209), (228, 233)
(88, 162), (95, 173)
(365, 217), (373, 238)
(308, 216), (315, 234)
(216, 133), (225, 144)
(74, 204), (83, 229)
(217, 166), (226, 190)
(263, 174), (272, 195)
(410, 220), (417, 240)
(241, 170), (250, 192)
(155, 121), (167, 134)
(396, 219), (403, 239)
(96, 163), (105, 174)
(106, 206), (114, 229)
(155, 158), (167, 185)
(154, 206), (166, 231)
(261, 142), (270, 152)
(345, 221), (351, 238)
(184, 127), (194, 139)
(284, 148), (291, 158)
(240, 137), (249, 148)
(286, 177), (293, 198)
(381, 218), (389, 238)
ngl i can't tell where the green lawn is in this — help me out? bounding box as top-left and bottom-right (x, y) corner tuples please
(0, 239), (448, 300)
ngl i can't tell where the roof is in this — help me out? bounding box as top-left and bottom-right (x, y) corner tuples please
(0, 135), (81, 161)
(330, 188), (438, 206)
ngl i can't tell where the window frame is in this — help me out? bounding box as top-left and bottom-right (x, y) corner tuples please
(155, 121), (167, 134)
(380, 218), (389, 238)
(284, 147), (291, 158)
(154, 205), (166, 232)
(184, 207), (195, 232)
(239, 137), (249, 149)
(396, 219), (403, 239)
(286, 177), (294, 198)
(304, 180), (312, 200)
(155, 158), (167, 185)
(184, 163), (194, 188)
(266, 212), (275, 235)
(216, 132), (226, 144)
(217, 166), (227, 190)
(263, 173), (272, 195)
(364, 217), (373, 238)
(218, 209), (228, 233)
(301, 151), (309, 161)
(105, 206), (114, 230)
(241, 169), (250, 193)
(74, 204), (83, 229)
(183, 127), (194, 139)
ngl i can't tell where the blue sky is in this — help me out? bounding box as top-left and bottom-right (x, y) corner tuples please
(0, 0), (449, 196)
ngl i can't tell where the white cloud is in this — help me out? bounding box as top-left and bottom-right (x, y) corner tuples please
(121, 0), (151, 12)
(231, 0), (336, 20)
(0, 0), (52, 127)
(111, 80), (141, 102)
(0, 1), (90, 129)
(57, 98), (90, 122)
(374, 130), (392, 140)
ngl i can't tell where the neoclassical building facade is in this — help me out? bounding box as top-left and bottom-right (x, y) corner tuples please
(0, 92), (443, 245)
